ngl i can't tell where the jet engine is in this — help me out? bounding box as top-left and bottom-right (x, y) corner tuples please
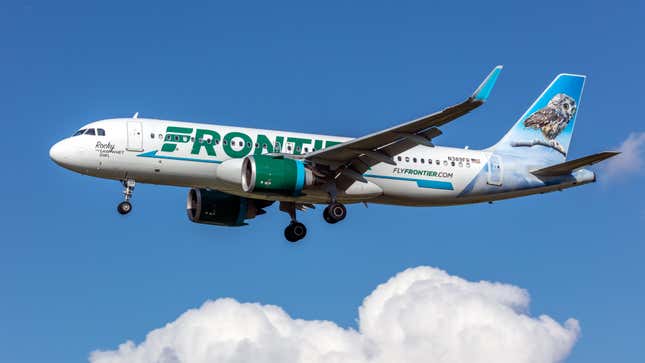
(241, 155), (316, 195)
(186, 188), (272, 226)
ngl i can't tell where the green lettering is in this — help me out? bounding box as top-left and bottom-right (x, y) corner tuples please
(224, 132), (253, 158)
(161, 143), (177, 152)
(287, 137), (311, 155)
(191, 129), (221, 156)
(313, 140), (324, 151)
(167, 126), (193, 134)
(255, 134), (284, 155)
(325, 140), (342, 148)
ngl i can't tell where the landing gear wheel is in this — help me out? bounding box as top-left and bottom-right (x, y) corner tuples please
(284, 222), (307, 243)
(323, 203), (346, 224)
(117, 201), (132, 215)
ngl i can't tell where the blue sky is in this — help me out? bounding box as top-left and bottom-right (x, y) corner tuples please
(1, 1), (643, 362)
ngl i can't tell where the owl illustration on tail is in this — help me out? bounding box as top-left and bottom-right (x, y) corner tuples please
(510, 93), (577, 156)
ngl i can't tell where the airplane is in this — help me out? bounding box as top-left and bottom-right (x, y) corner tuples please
(49, 66), (619, 242)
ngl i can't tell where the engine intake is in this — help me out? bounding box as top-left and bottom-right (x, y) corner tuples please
(241, 155), (315, 195)
(186, 188), (272, 226)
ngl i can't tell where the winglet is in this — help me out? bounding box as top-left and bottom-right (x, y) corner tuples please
(472, 65), (503, 101)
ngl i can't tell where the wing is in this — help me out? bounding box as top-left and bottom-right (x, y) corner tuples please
(305, 66), (503, 188)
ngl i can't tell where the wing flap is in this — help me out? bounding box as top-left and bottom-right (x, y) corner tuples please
(530, 151), (620, 177)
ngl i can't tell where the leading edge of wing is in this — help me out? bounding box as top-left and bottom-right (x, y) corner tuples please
(306, 65), (503, 164)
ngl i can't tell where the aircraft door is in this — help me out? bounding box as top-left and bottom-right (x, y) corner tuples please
(126, 121), (144, 151)
(487, 154), (503, 186)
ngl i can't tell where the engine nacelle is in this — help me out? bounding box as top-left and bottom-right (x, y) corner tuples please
(241, 155), (315, 195)
(186, 188), (272, 226)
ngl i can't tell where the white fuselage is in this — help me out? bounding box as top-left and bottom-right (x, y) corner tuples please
(49, 118), (594, 206)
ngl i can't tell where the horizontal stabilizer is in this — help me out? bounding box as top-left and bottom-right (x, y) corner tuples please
(531, 151), (620, 177)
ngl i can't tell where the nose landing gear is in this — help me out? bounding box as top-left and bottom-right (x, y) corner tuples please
(117, 201), (132, 215)
(117, 179), (136, 215)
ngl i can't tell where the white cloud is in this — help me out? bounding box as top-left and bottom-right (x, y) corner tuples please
(90, 267), (580, 363)
(603, 132), (645, 179)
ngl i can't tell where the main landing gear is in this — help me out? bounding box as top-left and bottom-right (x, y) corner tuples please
(323, 202), (346, 224)
(321, 184), (347, 224)
(280, 202), (307, 243)
(279, 200), (347, 242)
(117, 179), (136, 215)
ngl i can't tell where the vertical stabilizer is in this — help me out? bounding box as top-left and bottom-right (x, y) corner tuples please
(492, 74), (585, 166)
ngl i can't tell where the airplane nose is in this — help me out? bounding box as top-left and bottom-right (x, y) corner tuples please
(49, 141), (68, 166)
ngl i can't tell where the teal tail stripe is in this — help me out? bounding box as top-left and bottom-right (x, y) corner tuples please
(137, 150), (222, 164)
(365, 174), (454, 190)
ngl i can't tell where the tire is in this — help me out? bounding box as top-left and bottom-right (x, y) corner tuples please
(284, 222), (307, 242)
(325, 203), (346, 223)
(323, 206), (336, 224)
(117, 201), (132, 215)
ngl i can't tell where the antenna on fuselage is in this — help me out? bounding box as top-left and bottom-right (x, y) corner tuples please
(132, 112), (139, 119)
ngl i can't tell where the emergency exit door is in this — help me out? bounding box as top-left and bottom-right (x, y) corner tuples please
(487, 154), (503, 186)
(126, 121), (144, 151)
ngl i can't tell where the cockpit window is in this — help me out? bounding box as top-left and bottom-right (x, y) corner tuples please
(73, 129), (86, 136)
(97, 128), (106, 136)
(85, 128), (96, 136)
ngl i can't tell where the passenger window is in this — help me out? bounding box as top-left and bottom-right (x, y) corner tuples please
(458, 162), (463, 167)
(296, 146), (301, 152)
(223, 140), (228, 145)
(436, 160), (440, 165)
(421, 158), (425, 164)
(198, 138), (203, 144)
(158, 134), (163, 140)
(166, 135), (172, 141)
(405, 157), (410, 162)
(255, 143), (259, 148)
(443, 160), (448, 166)
(427, 159), (432, 165)
(304, 147), (309, 153)
(397, 156), (402, 161)
(275, 142), (281, 149)
(190, 137), (195, 142)
(207, 139), (212, 144)
(413, 157), (417, 163)
(85, 128), (96, 135)
(262, 144), (267, 149)
(150, 133), (155, 139)
(247, 142), (252, 147)
(451, 161), (455, 166)
(287, 146), (292, 151)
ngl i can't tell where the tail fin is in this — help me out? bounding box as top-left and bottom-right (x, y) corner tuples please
(492, 73), (586, 165)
